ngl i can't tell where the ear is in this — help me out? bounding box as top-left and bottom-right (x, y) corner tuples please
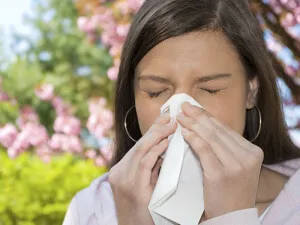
(246, 76), (259, 109)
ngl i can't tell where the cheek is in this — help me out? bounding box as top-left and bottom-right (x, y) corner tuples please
(208, 91), (247, 136)
(213, 105), (246, 135)
(135, 99), (161, 135)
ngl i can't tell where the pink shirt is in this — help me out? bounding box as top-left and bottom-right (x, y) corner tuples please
(63, 158), (300, 225)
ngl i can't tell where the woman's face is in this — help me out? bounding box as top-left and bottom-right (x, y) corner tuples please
(134, 31), (258, 136)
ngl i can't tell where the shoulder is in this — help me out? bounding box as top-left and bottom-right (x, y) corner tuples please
(268, 158), (300, 207)
(284, 165), (300, 206)
(63, 173), (117, 225)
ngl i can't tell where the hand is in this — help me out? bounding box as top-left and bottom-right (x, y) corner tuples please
(176, 102), (264, 221)
(108, 112), (177, 225)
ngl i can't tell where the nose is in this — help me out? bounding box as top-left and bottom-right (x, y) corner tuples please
(173, 87), (193, 98)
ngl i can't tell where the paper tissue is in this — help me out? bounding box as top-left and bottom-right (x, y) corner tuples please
(148, 93), (205, 225)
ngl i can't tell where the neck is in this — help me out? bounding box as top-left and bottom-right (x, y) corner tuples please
(256, 166), (289, 203)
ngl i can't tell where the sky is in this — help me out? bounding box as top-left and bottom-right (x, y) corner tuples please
(0, 0), (32, 58)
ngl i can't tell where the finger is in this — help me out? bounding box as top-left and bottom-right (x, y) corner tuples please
(209, 117), (263, 159)
(150, 156), (163, 188)
(178, 112), (237, 166)
(181, 128), (223, 174)
(181, 102), (211, 120)
(136, 138), (169, 189)
(207, 117), (249, 158)
(127, 112), (175, 162)
(134, 119), (176, 157)
(122, 113), (176, 178)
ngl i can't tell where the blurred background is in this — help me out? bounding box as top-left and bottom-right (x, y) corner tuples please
(0, 0), (299, 224)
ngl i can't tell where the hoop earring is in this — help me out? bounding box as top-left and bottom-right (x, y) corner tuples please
(124, 106), (138, 142)
(249, 105), (262, 142)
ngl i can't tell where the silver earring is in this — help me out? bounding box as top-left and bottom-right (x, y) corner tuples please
(124, 106), (138, 142)
(249, 105), (262, 142)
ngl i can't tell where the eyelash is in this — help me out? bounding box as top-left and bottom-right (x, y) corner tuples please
(148, 90), (165, 98)
(205, 89), (221, 95)
(147, 89), (221, 98)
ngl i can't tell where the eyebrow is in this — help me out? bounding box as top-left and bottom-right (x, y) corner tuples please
(138, 73), (232, 84)
(193, 73), (232, 83)
(138, 75), (172, 84)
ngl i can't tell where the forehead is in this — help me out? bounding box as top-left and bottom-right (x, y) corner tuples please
(136, 31), (245, 78)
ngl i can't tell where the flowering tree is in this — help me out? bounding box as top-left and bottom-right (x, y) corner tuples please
(75, 0), (144, 80)
(0, 79), (113, 166)
(1, 0), (299, 165)
(0, 0), (117, 166)
(74, 0), (300, 146)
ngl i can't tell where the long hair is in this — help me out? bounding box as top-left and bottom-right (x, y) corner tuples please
(111, 0), (300, 167)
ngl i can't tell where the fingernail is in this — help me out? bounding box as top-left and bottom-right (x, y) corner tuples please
(183, 102), (193, 109)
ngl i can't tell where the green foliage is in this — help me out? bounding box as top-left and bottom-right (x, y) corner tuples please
(9, 0), (114, 122)
(1, 60), (43, 105)
(0, 150), (107, 225)
(0, 61), (55, 130)
(0, 102), (19, 125)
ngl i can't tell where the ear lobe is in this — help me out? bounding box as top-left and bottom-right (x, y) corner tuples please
(246, 76), (259, 109)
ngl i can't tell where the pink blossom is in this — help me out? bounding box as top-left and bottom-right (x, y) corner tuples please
(77, 17), (94, 33)
(7, 147), (19, 159)
(266, 39), (282, 53)
(87, 98), (113, 140)
(95, 156), (106, 167)
(281, 0), (298, 10)
(25, 123), (49, 146)
(127, 0), (145, 12)
(8, 130), (31, 155)
(35, 83), (54, 101)
(289, 130), (300, 148)
(88, 98), (107, 113)
(0, 92), (9, 101)
(294, 7), (300, 23)
(36, 144), (52, 163)
(94, 125), (105, 140)
(51, 97), (70, 116)
(281, 13), (297, 27)
(68, 135), (83, 153)
(53, 115), (81, 136)
(109, 44), (122, 57)
(101, 32), (111, 46)
(11, 123), (48, 150)
(116, 24), (130, 38)
(107, 66), (119, 80)
(268, 0), (283, 13)
(90, 12), (113, 28)
(17, 106), (39, 129)
(115, 1), (130, 14)
(0, 123), (18, 148)
(87, 111), (113, 139)
(85, 149), (97, 159)
(100, 144), (113, 161)
(49, 133), (64, 150)
(285, 66), (297, 76)
(101, 30), (120, 48)
(49, 133), (82, 153)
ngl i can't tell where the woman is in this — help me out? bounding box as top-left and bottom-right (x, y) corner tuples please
(63, 0), (300, 224)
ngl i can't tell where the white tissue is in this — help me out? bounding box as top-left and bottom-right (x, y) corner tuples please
(148, 93), (205, 225)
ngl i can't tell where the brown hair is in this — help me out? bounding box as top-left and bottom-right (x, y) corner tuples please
(111, 0), (300, 167)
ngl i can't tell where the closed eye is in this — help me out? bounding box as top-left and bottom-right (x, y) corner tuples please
(147, 89), (168, 98)
(202, 89), (222, 95)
